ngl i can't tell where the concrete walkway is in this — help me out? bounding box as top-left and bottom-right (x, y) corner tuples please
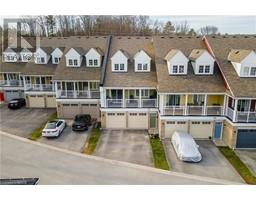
(0, 131), (242, 185)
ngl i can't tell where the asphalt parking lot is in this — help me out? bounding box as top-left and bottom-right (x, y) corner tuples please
(236, 150), (256, 175)
(0, 104), (56, 138)
(38, 120), (89, 152)
(163, 139), (244, 183)
(94, 130), (154, 167)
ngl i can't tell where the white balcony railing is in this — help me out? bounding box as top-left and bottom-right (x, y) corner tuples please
(236, 111), (256, 123)
(57, 90), (100, 99)
(227, 107), (234, 120)
(0, 80), (23, 87)
(206, 106), (223, 115)
(187, 106), (204, 115)
(106, 98), (157, 108)
(163, 106), (185, 115)
(26, 84), (54, 91)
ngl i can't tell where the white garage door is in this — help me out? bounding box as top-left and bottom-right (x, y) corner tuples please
(61, 103), (81, 118)
(165, 121), (188, 138)
(189, 121), (213, 139)
(106, 112), (126, 129)
(128, 112), (148, 129)
(28, 95), (45, 108)
(46, 95), (56, 108)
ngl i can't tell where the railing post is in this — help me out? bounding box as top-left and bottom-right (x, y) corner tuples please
(184, 94), (188, 115)
(233, 99), (238, 122)
(247, 111), (250, 123)
(203, 94), (207, 115)
(122, 89), (125, 108)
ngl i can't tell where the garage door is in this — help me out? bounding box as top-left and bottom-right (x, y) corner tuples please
(165, 121), (188, 138)
(45, 95), (56, 108)
(81, 103), (99, 119)
(106, 112), (126, 129)
(28, 95), (45, 108)
(5, 90), (22, 102)
(128, 112), (148, 129)
(189, 121), (213, 139)
(61, 103), (80, 118)
(236, 129), (256, 148)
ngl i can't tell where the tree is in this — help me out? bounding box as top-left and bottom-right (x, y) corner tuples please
(163, 21), (175, 35)
(198, 25), (218, 35)
(175, 21), (190, 35)
(188, 28), (197, 36)
(45, 15), (56, 36)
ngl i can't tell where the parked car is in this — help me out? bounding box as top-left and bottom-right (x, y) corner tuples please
(42, 119), (66, 137)
(72, 114), (91, 131)
(171, 131), (202, 162)
(8, 98), (26, 109)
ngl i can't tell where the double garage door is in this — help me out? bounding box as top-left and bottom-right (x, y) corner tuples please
(106, 112), (149, 129)
(28, 95), (56, 108)
(165, 120), (214, 139)
(59, 103), (99, 119)
(236, 129), (256, 148)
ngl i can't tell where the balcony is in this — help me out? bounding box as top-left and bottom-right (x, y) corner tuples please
(0, 80), (23, 87)
(26, 84), (54, 91)
(106, 98), (157, 108)
(57, 90), (100, 99)
(163, 105), (223, 116)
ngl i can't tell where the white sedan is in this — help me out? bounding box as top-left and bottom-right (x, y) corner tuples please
(171, 131), (202, 162)
(42, 119), (66, 137)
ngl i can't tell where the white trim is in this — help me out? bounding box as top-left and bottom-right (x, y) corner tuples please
(103, 87), (156, 90)
(159, 115), (225, 121)
(56, 99), (100, 103)
(158, 92), (227, 95)
(100, 108), (158, 112)
(25, 91), (55, 95)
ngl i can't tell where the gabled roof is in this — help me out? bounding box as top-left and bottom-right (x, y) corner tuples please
(112, 49), (130, 59)
(164, 49), (188, 61)
(189, 49), (206, 61)
(21, 48), (33, 53)
(72, 47), (86, 55)
(227, 49), (253, 63)
(134, 49), (151, 60)
(94, 47), (104, 56)
(36, 47), (54, 54)
(206, 35), (256, 98)
(3, 47), (16, 53)
(51, 47), (65, 55)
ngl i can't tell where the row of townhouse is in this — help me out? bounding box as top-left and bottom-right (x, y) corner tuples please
(0, 35), (256, 149)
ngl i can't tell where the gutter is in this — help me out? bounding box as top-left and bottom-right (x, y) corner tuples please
(100, 35), (112, 86)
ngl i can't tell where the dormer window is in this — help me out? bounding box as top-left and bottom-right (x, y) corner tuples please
(65, 48), (84, 67)
(172, 65), (185, 74)
(34, 47), (52, 64)
(37, 57), (45, 64)
(85, 48), (103, 67)
(114, 63), (125, 71)
(228, 49), (256, 77)
(165, 49), (188, 75)
(88, 59), (99, 67)
(54, 57), (60, 64)
(134, 50), (151, 72)
(111, 50), (129, 72)
(137, 63), (148, 71)
(3, 48), (19, 62)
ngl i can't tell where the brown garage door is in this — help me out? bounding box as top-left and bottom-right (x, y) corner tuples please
(61, 103), (80, 119)
(81, 103), (99, 120)
(45, 95), (56, 108)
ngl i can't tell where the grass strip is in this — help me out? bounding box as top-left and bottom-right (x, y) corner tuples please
(83, 127), (101, 155)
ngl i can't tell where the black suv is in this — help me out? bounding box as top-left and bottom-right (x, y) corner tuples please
(8, 98), (26, 109)
(72, 114), (91, 131)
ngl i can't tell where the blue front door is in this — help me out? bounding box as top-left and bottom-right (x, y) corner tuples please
(214, 122), (222, 139)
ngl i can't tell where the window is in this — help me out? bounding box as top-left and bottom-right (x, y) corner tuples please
(173, 65), (178, 73)
(73, 59), (78, 66)
(139, 113), (147, 116)
(107, 113), (115, 116)
(177, 121), (186, 124)
(130, 113), (137, 116)
(114, 64), (119, 70)
(120, 64), (125, 70)
(94, 59), (98, 66)
(54, 57), (60, 63)
(205, 65), (210, 73)
(179, 65), (184, 73)
(90, 82), (99, 90)
(117, 113), (125, 116)
(138, 64), (142, 70)
(167, 121), (175, 124)
(40, 57), (45, 63)
(199, 65), (204, 73)
(167, 95), (180, 106)
(192, 121), (200, 124)
(89, 59), (93, 66)
(202, 122), (211, 125)
(141, 89), (149, 97)
(143, 63), (148, 70)
(68, 59), (73, 65)
(149, 113), (157, 128)
(250, 67), (256, 76)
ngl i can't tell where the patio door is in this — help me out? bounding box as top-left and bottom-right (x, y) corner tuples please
(237, 100), (250, 112)
(111, 89), (122, 99)
(66, 82), (74, 90)
(167, 95), (180, 106)
(214, 122), (222, 139)
(250, 100), (256, 112)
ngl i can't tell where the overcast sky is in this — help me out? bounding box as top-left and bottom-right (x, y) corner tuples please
(1, 15), (255, 34)
(151, 15), (256, 34)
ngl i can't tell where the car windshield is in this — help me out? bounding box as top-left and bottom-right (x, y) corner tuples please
(75, 116), (83, 122)
(10, 100), (18, 103)
(45, 123), (56, 129)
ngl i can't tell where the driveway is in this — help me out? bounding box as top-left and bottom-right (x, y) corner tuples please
(94, 130), (153, 167)
(0, 104), (56, 138)
(164, 139), (244, 183)
(38, 120), (89, 152)
(235, 150), (256, 175)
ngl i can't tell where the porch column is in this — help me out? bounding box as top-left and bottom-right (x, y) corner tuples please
(18, 74), (22, 86)
(23, 76), (27, 90)
(7, 74), (10, 86)
(203, 94), (207, 115)
(88, 81), (91, 98)
(139, 89), (142, 108)
(223, 95), (228, 116)
(184, 94), (188, 115)
(233, 99), (238, 122)
(73, 82), (77, 98)
(122, 89), (125, 108)
(54, 82), (58, 97)
(247, 100), (251, 122)
(159, 94), (164, 114)
(100, 87), (105, 107)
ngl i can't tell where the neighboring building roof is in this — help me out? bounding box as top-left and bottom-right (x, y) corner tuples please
(53, 36), (108, 81)
(103, 36), (157, 88)
(153, 36), (228, 94)
(206, 35), (256, 98)
(227, 49), (253, 63)
(0, 57), (26, 73)
(189, 49), (206, 61)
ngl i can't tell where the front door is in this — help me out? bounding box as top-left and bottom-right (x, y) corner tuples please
(214, 122), (222, 139)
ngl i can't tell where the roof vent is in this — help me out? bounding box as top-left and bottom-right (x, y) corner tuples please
(161, 36), (165, 38)
(64, 37), (67, 39)
(95, 36), (98, 38)
(244, 35), (248, 38)
(128, 37), (131, 39)
(103, 36), (106, 38)
(232, 35), (236, 38)
(178, 36), (182, 39)
(77, 36), (81, 39)
(118, 37), (122, 39)
(196, 36), (200, 38)
(235, 51), (240, 54)
(136, 37), (140, 39)
(169, 36), (174, 39)
(212, 36), (216, 38)
(145, 37), (149, 39)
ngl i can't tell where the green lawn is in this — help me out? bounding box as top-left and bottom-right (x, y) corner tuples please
(150, 137), (170, 170)
(83, 127), (101, 155)
(218, 147), (256, 185)
(28, 112), (57, 141)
